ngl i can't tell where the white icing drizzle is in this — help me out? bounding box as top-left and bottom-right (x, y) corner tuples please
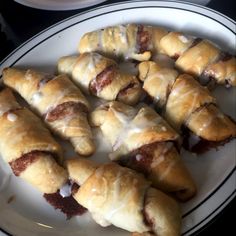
(104, 170), (135, 221)
(111, 107), (163, 151)
(7, 113), (18, 122)
(158, 159), (176, 181)
(31, 92), (43, 105)
(119, 25), (128, 44)
(125, 26), (138, 59)
(161, 126), (167, 131)
(50, 113), (84, 135)
(170, 84), (204, 120)
(77, 53), (103, 91)
(151, 142), (173, 168)
(25, 70), (33, 80)
(136, 154), (142, 161)
(178, 35), (190, 43)
(59, 182), (72, 198)
(97, 30), (103, 50)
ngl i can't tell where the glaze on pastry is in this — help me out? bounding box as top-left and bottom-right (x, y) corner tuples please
(57, 52), (142, 105)
(90, 101), (196, 201)
(66, 159), (181, 236)
(138, 61), (236, 152)
(79, 24), (236, 86)
(3, 68), (95, 156)
(0, 88), (67, 193)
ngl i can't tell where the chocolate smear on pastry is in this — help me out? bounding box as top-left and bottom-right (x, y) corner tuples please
(44, 182), (87, 219)
(182, 126), (235, 154)
(9, 151), (43, 176)
(137, 25), (151, 54)
(45, 101), (88, 122)
(89, 65), (116, 95)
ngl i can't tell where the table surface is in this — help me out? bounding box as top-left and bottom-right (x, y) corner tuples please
(0, 0), (235, 236)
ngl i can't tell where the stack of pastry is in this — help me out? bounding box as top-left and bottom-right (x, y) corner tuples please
(90, 101), (196, 202)
(3, 68), (95, 156)
(1, 22), (236, 236)
(138, 61), (236, 153)
(58, 52), (142, 105)
(79, 24), (236, 87)
(66, 158), (182, 236)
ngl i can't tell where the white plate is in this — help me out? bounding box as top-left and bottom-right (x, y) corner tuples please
(14, 0), (108, 11)
(0, 1), (236, 236)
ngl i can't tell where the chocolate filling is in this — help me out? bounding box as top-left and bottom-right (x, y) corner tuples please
(44, 183), (87, 219)
(71, 182), (80, 195)
(188, 38), (202, 49)
(220, 52), (233, 62)
(182, 126), (234, 154)
(201, 52), (234, 87)
(9, 150), (44, 176)
(89, 65), (116, 95)
(118, 82), (136, 96)
(137, 25), (150, 54)
(45, 101), (88, 122)
(118, 141), (177, 176)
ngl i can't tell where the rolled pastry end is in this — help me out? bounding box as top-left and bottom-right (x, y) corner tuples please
(57, 56), (78, 76)
(70, 136), (96, 156)
(117, 78), (142, 105)
(66, 158), (98, 186)
(186, 104), (236, 142)
(143, 188), (181, 236)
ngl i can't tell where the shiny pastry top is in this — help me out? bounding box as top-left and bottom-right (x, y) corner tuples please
(79, 24), (236, 87)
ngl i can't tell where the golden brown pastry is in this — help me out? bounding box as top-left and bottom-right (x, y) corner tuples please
(66, 158), (181, 236)
(79, 24), (236, 86)
(139, 61), (236, 153)
(90, 101), (196, 201)
(2, 67), (95, 156)
(0, 88), (67, 194)
(57, 52), (142, 105)
(79, 25), (168, 61)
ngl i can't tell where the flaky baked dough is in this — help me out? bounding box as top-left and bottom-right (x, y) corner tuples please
(90, 101), (196, 201)
(0, 88), (67, 193)
(138, 61), (236, 143)
(79, 24), (236, 86)
(3, 67), (95, 156)
(57, 52), (142, 105)
(66, 159), (181, 236)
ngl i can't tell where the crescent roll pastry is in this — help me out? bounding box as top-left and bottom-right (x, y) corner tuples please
(90, 101), (196, 201)
(79, 24), (236, 86)
(0, 88), (67, 194)
(138, 61), (236, 153)
(57, 52), (142, 105)
(79, 24), (168, 61)
(66, 159), (181, 236)
(3, 67), (95, 156)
